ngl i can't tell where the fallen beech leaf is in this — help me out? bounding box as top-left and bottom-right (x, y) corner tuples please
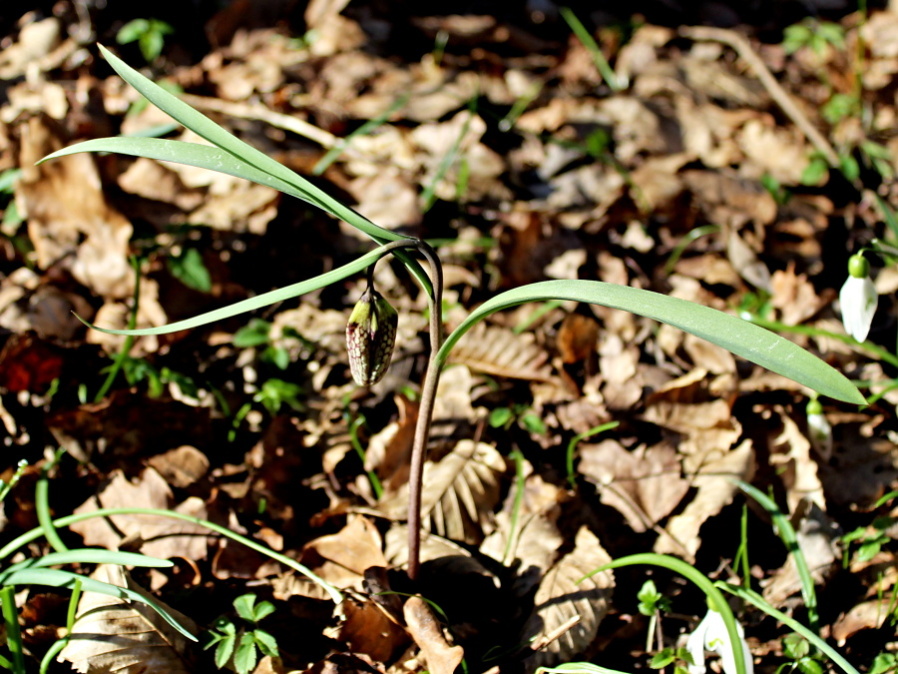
(18, 116), (134, 298)
(521, 527), (614, 670)
(340, 594), (410, 663)
(385, 526), (497, 584)
(70, 468), (209, 561)
(449, 322), (553, 382)
(377, 441), (504, 544)
(403, 595), (464, 674)
(579, 439), (690, 533)
(655, 439), (755, 561)
(832, 598), (894, 645)
(302, 515), (387, 588)
(57, 565), (197, 673)
(147, 446), (210, 489)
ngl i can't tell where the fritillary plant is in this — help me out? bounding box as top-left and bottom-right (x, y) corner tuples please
(39, 44), (866, 587)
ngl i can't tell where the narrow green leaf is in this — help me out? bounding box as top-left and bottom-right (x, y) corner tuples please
(5, 549), (172, 571)
(93, 45), (399, 246)
(2, 568), (196, 640)
(38, 46), (431, 292)
(73, 244), (389, 336)
(437, 280), (865, 405)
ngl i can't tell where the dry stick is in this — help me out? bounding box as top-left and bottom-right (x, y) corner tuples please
(679, 25), (841, 168)
(364, 238), (444, 582)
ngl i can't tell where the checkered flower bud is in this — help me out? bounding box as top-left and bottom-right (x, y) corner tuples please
(346, 286), (398, 386)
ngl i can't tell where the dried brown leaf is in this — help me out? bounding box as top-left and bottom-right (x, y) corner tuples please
(521, 527), (614, 671)
(70, 468), (209, 561)
(302, 515), (387, 589)
(480, 471), (565, 590)
(579, 439), (690, 533)
(17, 116), (134, 298)
(378, 441), (504, 544)
(340, 595), (410, 663)
(147, 446), (210, 489)
(403, 596), (464, 674)
(762, 500), (840, 608)
(767, 407), (826, 512)
(449, 322), (553, 382)
(57, 565), (197, 673)
(385, 526), (497, 584)
(654, 439), (755, 561)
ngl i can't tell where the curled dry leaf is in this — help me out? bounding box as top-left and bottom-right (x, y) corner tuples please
(448, 322), (553, 382)
(57, 565), (197, 674)
(403, 596), (465, 674)
(339, 594), (410, 663)
(521, 527), (614, 671)
(377, 441), (504, 544)
(767, 406), (826, 512)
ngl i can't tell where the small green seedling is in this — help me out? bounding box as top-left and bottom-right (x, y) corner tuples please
(777, 633), (825, 674)
(167, 246), (212, 292)
(233, 318), (297, 371)
(205, 594), (279, 674)
(488, 404), (546, 435)
(649, 646), (694, 674)
(116, 18), (174, 62)
(637, 579), (671, 653)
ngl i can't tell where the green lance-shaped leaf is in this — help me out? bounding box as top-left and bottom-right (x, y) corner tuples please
(346, 287), (398, 386)
(437, 280), (865, 406)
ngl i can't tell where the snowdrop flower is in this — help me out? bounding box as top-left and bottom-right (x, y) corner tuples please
(686, 608), (753, 674)
(839, 253), (876, 343)
(806, 398), (832, 460)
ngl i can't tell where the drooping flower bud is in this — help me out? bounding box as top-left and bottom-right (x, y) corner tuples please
(806, 397), (832, 460)
(839, 253), (876, 343)
(686, 606), (754, 674)
(346, 286), (398, 386)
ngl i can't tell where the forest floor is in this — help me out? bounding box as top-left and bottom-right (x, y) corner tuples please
(0, 2), (897, 673)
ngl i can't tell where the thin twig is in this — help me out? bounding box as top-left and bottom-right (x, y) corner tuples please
(680, 26), (841, 168)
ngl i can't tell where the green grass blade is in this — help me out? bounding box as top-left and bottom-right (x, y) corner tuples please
(5, 550), (173, 571)
(581, 552), (747, 674)
(436, 280), (865, 405)
(718, 583), (859, 674)
(0, 585), (25, 673)
(74, 244), (390, 336)
(2, 568), (196, 640)
(734, 480), (819, 631)
(0, 508), (343, 605)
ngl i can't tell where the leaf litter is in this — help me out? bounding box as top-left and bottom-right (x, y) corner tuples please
(0, 2), (897, 673)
